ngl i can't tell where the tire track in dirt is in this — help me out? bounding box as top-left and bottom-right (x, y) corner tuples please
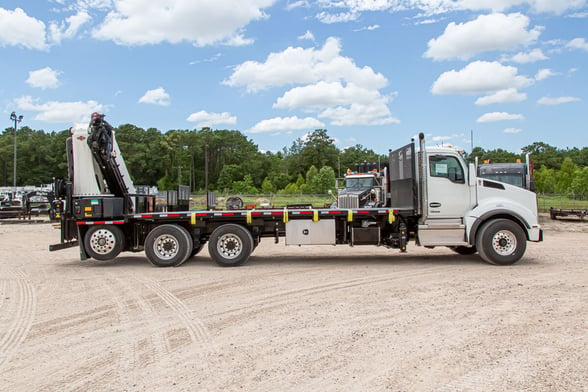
(0, 269), (37, 370)
(100, 275), (143, 388)
(37, 351), (119, 392)
(26, 304), (116, 340)
(207, 264), (452, 330)
(434, 351), (536, 392)
(172, 266), (325, 302)
(138, 278), (216, 358)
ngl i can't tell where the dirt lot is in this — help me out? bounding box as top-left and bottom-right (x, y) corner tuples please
(0, 216), (587, 391)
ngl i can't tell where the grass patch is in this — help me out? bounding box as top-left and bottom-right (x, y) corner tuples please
(537, 194), (588, 213)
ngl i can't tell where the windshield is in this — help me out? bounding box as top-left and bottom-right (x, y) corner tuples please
(481, 174), (524, 188)
(345, 177), (375, 189)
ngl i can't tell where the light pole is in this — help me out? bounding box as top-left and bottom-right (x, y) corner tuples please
(10, 112), (23, 191)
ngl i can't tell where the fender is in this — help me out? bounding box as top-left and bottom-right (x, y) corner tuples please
(465, 197), (541, 245)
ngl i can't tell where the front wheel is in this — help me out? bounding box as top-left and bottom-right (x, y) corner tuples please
(475, 219), (526, 266)
(84, 225), (125, 261)
(145, 224), (193, 267)
(208, 224), (253, 267)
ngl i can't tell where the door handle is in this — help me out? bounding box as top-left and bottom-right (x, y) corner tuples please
(429, 202), (442, 208)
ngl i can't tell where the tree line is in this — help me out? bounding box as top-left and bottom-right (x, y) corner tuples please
(1, 125), (587, 195)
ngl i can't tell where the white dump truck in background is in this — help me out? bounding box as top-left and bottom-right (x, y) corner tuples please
(50, 114), (543, 267)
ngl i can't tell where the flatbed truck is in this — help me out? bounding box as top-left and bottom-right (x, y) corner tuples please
(49, 114), (543, 267)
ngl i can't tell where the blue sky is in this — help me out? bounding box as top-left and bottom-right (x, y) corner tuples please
(1, 0), (587, 155)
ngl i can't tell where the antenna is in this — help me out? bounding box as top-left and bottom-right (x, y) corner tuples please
(470, 129), (473, 152)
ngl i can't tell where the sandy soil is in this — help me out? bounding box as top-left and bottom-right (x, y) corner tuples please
(0, 215), (587, 391)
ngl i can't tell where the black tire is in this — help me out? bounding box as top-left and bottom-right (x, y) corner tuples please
(208, 224), (253, 267)
(475, 219), (526, 266)
(84, 225), (125, 261)
(448, 246), (477, 255)
(145, 224), (193, 267)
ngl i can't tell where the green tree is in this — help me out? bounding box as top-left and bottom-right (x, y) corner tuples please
(310, 166), (336, 193)
(570, 167), (588, 195)
(232, 174), (257, 193)
(299, 129), (339, 173)
(534, 166), (556, 193)
(116, 125), (166, 186)
(340, 145), (386, 175)
(522, 142), (562, 170)
(556, 157), (578, 194)
(216, 164), (242, 192)
(261, 177), (274, 193)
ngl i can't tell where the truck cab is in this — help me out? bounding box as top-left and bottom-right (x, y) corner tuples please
(336, 164), (388, 209)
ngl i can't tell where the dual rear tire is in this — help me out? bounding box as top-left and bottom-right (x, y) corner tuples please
(145, 224), (193, 267)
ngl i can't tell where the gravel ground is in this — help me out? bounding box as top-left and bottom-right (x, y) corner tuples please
(0, 215), (587, 391)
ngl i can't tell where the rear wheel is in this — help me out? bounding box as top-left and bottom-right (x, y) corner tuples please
(208, 224), (253, 267)
(84, 225), (125, 261)
(145, 224), (193, 267)
(475, 219), (526, 266)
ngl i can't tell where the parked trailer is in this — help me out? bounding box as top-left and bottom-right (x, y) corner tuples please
(50, 114), (543, 267)
(549, 207), (587, 221)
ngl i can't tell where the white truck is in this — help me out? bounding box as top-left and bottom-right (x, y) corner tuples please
(50, 114), (543, 267)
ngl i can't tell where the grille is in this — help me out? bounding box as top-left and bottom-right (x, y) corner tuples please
(338, 194), (359, 209)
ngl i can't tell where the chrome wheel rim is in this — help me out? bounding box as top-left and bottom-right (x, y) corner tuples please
(217, 233), (242, 260)
(89, 229), (116, 255)
(153, 234), (179, 260)
(491, 230), (517, 256)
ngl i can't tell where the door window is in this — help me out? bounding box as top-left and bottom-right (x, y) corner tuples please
(429, 156), (465, 183)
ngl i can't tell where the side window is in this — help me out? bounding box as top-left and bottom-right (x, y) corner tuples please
(429, 155), (465, 183)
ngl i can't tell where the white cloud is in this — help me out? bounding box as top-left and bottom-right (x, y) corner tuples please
(461, 0), (586, 14)
(504, 128), (523, 134)
(503, 48), (548, 63)
(311, 0), (586, 16)
(526, 0), (586, 14)
(353, 24), (380, 31)
(274, 81), (398, 126)
(189, 53), (222, 64)
(477, 112), (525, 122)
(0, 8), (48, 50)
(568, 11), (588, 18)
(92, 0), (276, 46)
(318, 101), (400, 126)
(475, 88), (527, 105)
(224, 37), (396, 127)
(224, 37), (387, 92)
(186, 111), (237, 128)
(316, 11), (358, 23)
(248, 116), (325, 134)
(274, 81), (377, 108)
(537, 96), (581, 105)
(298, 30), (315, 41)
(26, 67), (61, 89)
(424, 13), (542, 61)
(432, 61), (533, 95)
(15, 96), (105, 123)
(566, 37), (588, 51)
(49, 10), (91, 44)
(535, 68), (556, 81)
(138, 88), (170, 106)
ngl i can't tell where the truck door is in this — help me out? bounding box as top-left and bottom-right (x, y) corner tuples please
(426, 153), (471, 219)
